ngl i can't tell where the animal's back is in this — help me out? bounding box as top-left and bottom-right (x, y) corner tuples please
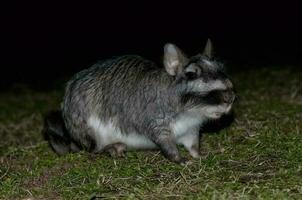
(61, 55), (173, 151)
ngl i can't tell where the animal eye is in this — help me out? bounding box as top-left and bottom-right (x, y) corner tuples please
(184, 64), (201, 80)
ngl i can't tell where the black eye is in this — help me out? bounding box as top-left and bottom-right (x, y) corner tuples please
(184, 64), (201, 80)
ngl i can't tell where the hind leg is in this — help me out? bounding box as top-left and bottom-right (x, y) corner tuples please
(103, 142), (127, 158)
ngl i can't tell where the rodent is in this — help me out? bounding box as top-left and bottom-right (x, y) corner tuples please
(43, 39), (236, 165)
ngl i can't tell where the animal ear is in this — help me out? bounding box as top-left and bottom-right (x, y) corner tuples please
(163, 43), (187, 76)
(203, 38), (213, 58)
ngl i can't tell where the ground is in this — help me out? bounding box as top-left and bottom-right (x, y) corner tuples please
(0, 67), (302, 199)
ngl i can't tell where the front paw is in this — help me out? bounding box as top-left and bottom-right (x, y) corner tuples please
(189, 150), (201, 159)
(170, 156), (191, 165)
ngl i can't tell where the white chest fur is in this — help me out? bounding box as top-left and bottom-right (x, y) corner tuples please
(170, 110), (206, 141)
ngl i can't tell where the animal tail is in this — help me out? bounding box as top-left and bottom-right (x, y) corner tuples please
(42, 110), (81, 155)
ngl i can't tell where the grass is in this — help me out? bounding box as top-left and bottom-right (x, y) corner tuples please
(0, 67), (302, 199)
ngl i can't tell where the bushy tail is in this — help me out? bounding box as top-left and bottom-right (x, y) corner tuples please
(42, 110), (80, 155)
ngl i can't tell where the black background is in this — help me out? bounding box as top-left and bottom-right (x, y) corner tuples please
(1, 1), (302, 89)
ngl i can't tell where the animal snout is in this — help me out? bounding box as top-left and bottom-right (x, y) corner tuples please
(222, 90), (236, 104)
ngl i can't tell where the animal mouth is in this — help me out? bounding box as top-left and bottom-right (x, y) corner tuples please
(212, 112), (225, 119)
(206, 103), (234, 119)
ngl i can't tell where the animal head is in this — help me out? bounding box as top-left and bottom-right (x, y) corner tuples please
(163, 39), (236, 119)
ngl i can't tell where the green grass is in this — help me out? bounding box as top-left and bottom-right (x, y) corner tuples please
(1, 67), (302, 199)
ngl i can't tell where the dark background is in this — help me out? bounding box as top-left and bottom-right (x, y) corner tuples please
(1, 2), (302, 89)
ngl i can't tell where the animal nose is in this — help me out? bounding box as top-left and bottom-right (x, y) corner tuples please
(223, 90), (236, 104)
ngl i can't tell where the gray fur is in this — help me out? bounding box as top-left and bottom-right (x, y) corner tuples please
(43, 41), (236, 164)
